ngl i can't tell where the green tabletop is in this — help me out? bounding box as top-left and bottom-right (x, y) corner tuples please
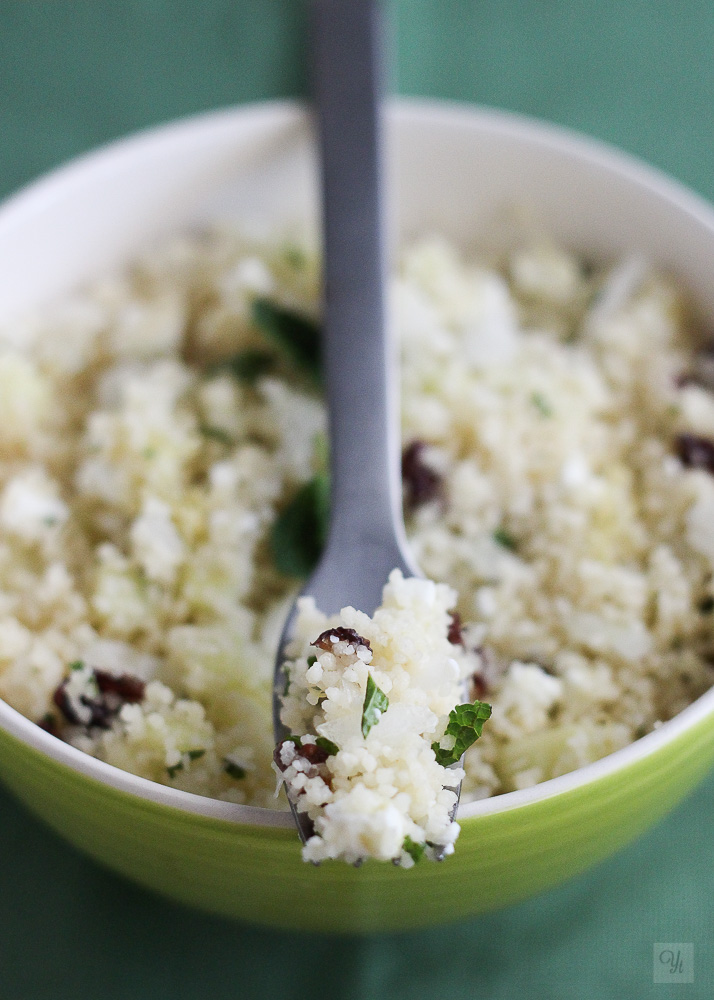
(1, 2), (713, 997)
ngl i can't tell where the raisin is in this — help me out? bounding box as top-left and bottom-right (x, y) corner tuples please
(296, 742), (331, 766)
(312, 627), (372, 653)
(470, 674), (488, 700)
(675, 432), (714, 473)
(401, 441), (442, 510)
(447, 611), (464, 646)
(95, 670), (145, 703)
(273, 740), (293, 772)
(52, 667), (146, 729)
(37, 713), (61, 737)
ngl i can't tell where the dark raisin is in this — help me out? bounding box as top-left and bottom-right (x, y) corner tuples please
(37, 713), (61, 737)
(95, 670), (146, 703)
(447, 611), (464, 646)
(52, 681), (84, 726)
(52, 666), (145, 730)
(677, 348), (714, 392)
(401, 441), (442, 510)
(312, 627), (372, 653)
(675, 433), (714, 474)
(296, 742), (330, 766)
(470, 674), (488, 700)
(273, 740), (293, 772)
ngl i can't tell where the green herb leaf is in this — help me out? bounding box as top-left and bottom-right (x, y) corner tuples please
(69, 660), (84, 672)
(402, 836), (425, 864)
(270, 472), (330, 577)
(167, 761), (183, 779)
(361, 674), (389, 738)
(306, 654), (317, 667)
(284, 244), (306, 269)
(493, 527), (517, 551)
(224, 758), (247, 780)
(531, 391), (553, 417)
(198, 424), (234, 446)
(215, 348), (276, 384)
(251, 297), (322, 384)
(315, 736), (339, 756)
(187, 748), (205, 761)
(432, 701), (492, 766)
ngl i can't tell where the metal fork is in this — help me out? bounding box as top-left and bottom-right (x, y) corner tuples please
(272, 0), (458, 858)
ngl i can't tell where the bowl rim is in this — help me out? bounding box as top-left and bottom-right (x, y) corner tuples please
(1, 96), (714, 830)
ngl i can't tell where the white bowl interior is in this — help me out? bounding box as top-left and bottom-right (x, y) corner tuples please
(2, 98), (714, 825)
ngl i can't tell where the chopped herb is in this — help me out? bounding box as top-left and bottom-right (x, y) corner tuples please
(361, 674), (389, 738)
(251, 297), (322, 385)
(531, 392), (553, 417)
(224, 759), (247, 780)
(314, 736), (339, 756)
(402, 836), (425, 864)
(212, 348), (275, 384)
(699, 596), (714, 613)
(284, 244), (306, 269)
(168, 749), (204, 778)
(432, 700), (492, 766)
(270, 472), (329, 577)
(306, 654), (317, 667)
(198, 424), (234, 446)
(312, 432), (329, 474)
(69, 660), (84, 672)
(143, 447), (157, 460)
(493, 527), (517, 551)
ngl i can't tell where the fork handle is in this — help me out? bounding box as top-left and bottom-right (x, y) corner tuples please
(309, 0), (415, 613)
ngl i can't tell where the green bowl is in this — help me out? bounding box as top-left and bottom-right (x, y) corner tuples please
(1, 100), (714, 932)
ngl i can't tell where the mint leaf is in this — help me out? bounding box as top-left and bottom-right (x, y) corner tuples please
(224, 758), (247, 780)
(531, 391), (553, 417)
(167, 761), (183, 779)
(252, 298), (322, 385)
(314, 736), (339, 756)
(187, 748), (205, 762)
(432, 701), (492, 766)
(210, 348), (275, 384)
(270, 472), (330, 577)
(403, 836), (425, 864)
(361, 674), (389, 737)
(198, 424), (234, 446)
(493, 527), (517, 551)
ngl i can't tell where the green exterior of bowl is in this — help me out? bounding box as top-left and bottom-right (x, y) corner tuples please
(1, 709), (713, 933)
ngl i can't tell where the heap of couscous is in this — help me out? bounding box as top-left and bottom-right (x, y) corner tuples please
(276, 571), (490, 865)
(0, 227), (713, 820)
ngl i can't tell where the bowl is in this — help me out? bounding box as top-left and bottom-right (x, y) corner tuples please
(1, 100), (714, 933)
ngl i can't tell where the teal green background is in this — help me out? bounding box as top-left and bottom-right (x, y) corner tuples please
(1, 0), (713, 996)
